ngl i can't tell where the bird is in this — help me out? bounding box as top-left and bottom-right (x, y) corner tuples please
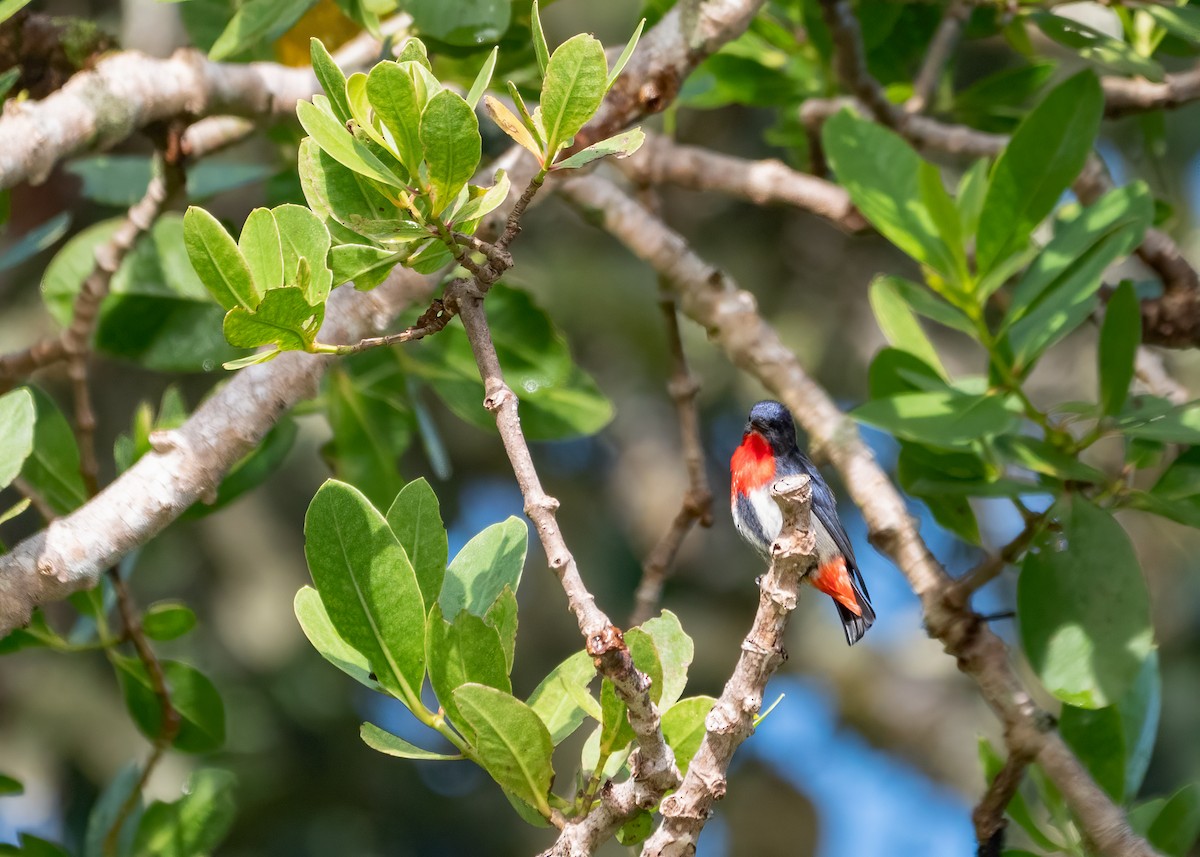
(730, 400), (876, 645)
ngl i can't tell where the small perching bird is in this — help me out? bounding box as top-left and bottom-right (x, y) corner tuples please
(730, 400), (876, 645)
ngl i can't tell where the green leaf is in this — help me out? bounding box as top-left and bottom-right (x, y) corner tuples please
(0, 211), (70, 273)
(366, 61), (424, 174)
(420, 90), (481, 216)
(881, 276), (975, 335)
(607, 18), (645, 88)
(141, 601), (197, 641)
(640, 610), (693, 709)
(450, 169), (511, 226)
(84, 762), (142, 857)
(1059, 702), (1127, 801)
(385, 477), (448, 614)
(540, 33), (609, 156)
(1118, 400), (1200, 444)
(1147, 446), (1200, 530)
(323, 356), (415, 510)
(527, 649), (597, 745)
(852, 391), (1019, 448)
(98, 214), (244, 372)
(403, 0), (510, 46)
(294, 585), (378, 690)
(184, 206), (260, 311)
(662, 696), (715, 776)
(297, 99), (407, 190)
(1143, 5), (1200, 44)
(40, 218), (120, 325)
(0, 66), (20, 101)
(298, 139), (400, 240)
(238, 208), (284, 294)
(976, 71), (1104, 276)
(552, 128), (646, 171)
(131, 769), (237, 857)
(20, 387), (86, 515)
(617, 810), (654, 847)
(485, 586), (518, 675)
(209, 0), (317, 59)
(918, 161), (968, 284)
(992, 434), (1107, 484)
(483, 95), (542, 158)
(271, 204), (333, 304)
(868, 276), (947, 377)
(1, 835), (70, 857)
(0, 774), (22, 796)
(452, 683), (554, 817)
(1142, 782), (1200, 857)
(0, 388), (35, 491)
(304, 480), (427, 703)
(1099, 281), (1140, 416)
(1031, 12), (1165, 81)
(868, 348), (945, 399)
(114, 656), (226, 752)
(1119, 651), (1161, 802)
(427, 603), (511, 735)
(599, 629), (663, 754)
(310, 38), (351, 124)
(530, 0), (549, 76)
(822, 110), (955, 277)
(956, 158), (990, 239)
(465, 47), (498, 109)
(1018, 497), (1155, 708)
(440, 517), (527, 619)
(360, 722), (461, 760)
(222, 287), (323, 354)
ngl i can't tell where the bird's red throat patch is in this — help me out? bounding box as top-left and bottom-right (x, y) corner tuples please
(731, 431), (775, 498)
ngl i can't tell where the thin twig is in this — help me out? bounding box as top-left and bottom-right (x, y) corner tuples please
(640, 475), (816, 856)
(904, 1), (968, 114)
(974, 748), (1034, 857)
(952, 511), (1048, 600)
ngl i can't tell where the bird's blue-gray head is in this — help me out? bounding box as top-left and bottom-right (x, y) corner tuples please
(746, 400), (797, 454)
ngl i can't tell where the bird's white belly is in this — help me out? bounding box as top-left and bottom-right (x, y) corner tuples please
(746, 487), (841, 562)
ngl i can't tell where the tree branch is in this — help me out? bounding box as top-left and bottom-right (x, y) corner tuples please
(1103, 64), (1200, 117)
(557, 173), (1163, 857)
(974, 746), (1033, 857)
(617, 130), (866, 232)
(0, 16), (410, 190)
(904, 1), (968, 115)
(640, 475), (816, 856)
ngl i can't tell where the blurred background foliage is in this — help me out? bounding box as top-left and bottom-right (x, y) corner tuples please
(1, 0), (1200, 854)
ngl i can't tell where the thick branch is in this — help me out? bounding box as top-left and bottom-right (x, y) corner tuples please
(557, 174), (1162, 857)
(1103, 65), (1200, 117)
(0, 17), (409, 190)
(618, 130), (866, 232)
(0, 269), (437, 634)
(641, 475), (815, 856)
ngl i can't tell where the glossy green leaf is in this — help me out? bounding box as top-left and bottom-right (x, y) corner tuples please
(662, 695), (715, 776)
(304, 480), (427, 703)
(917, 161), (968, 284)
(141, 601), (197, 641)
(527, 649), (597, 745)
(40, 218), (121, 325)
(403, 0), (510, 47)
(1143, 783), (1200, 857)
(1, 834), (70, 857)
(0, 211), (70, 273)
(238, 208), (284, 294)
(822, 110), (955, 276)
(976, 71), (1104, 275)
(956, 158), (990, 238)
(297, 99), (407, 189)
(366, 61), (424, 173)
(868, 275), (947, 376)
(1119, 400), (1200, 445)
(1147, 446), (1200, 530)
(465, 47), (497, 109)
(1032, 13), (1164, 81)
(360, 722), (461, 760)
(1144, 5), (1200, 43)
(992, 434), (1106, 484)
(881, 276), (975, 335)
(0, 66), (20, 101)
(427, 603), (511, 735)
(0, 388), (35, 491)
(223, 287), (324, 353)
(607, 17), (645, 88)
(209, 0), (317, 59)
(385, 477), (448, 614)
(420, 90), (481, 216)
(20, 387), (86, 516)
(453, 683), (554, 817)
(553, 128), (646, 171)
(867, 348), (946, 399)
(486, 586), (518, 675)
(640, 610), (693, 709)
(540, 33), (608, 156)
(1059, 702), (1127, 801)
(271, 204), (333, 304)
(184, 206), (260, 311)
(852, 391), (1019, 448)
(1018, 497), (1154, 708)
(310, 38), (351, 124)
(298, 139), (399, 241)
(294, 585), (378, 690)
(451, 169), (511, 226)
(441, 517), (527, 619)
(1099, 281), (1140, 416)
(530, 0), (549, 76)
(114, 656), (226, 753)
(616, 810), (654, 847)
(0, 774), (22, 796)
(131, 768), (237, 857)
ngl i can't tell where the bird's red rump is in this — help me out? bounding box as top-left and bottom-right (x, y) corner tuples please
(807, 556), (862, 617)
(730, 431), (775, 498)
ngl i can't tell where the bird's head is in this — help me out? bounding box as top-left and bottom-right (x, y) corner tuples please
(745, 400), (797, 456)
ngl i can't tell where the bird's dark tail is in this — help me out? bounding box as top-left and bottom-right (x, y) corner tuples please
(838, 572), (876, 646)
